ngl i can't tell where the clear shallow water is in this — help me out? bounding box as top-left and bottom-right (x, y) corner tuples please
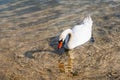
(0, 0), (120, 80)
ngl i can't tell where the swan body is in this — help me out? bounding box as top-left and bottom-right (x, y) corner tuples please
(58, 15), (93, 49)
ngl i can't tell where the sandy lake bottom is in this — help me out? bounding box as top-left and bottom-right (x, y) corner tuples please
(0, 0), (120, 80)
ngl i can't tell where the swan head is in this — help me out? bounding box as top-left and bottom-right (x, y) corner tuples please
(58, 35), (66, 49)
(58, 39), (63, 49)
(58, 29), (72, 49)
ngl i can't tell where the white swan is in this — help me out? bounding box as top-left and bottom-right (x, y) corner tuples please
(58, 15), (93, 49)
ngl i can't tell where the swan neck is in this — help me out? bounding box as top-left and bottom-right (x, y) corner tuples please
(68, 31), (72, 43)
(65, 29), (73, 49)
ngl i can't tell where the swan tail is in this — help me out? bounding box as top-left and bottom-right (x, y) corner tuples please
(83, 15), (93, 25)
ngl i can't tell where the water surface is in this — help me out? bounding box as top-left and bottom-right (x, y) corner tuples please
(0, 0), (120, 80)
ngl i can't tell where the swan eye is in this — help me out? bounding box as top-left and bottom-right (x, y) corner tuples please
(58, 39), (63, 43)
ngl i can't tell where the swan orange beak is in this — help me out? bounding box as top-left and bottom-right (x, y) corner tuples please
(58, 40), (63, 49)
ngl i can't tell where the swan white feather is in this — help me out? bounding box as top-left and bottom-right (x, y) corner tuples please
(58, 15), (93, 49)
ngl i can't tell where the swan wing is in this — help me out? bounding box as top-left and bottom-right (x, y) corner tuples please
(71, 16), (93, 47)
